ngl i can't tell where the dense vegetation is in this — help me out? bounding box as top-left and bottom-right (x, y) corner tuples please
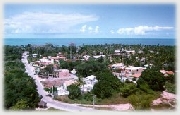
(4, 43), (176, 110)
(4, 45), (40, 110)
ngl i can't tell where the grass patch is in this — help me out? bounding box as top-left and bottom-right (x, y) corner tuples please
(48, 107), (66, 111)
(97, 93), (129, 105)
(54, 91), (172, 111)
(55, 93), (129, 105)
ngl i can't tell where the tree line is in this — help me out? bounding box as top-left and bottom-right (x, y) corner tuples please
(4, 45), (40, 110)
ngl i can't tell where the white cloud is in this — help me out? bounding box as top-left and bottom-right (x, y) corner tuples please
(110, 30), (115, 34)
(80, 25), (87, 33)
(88, 26), (93, 33)
(94, 26), (99, 33)
(80, 25), (99, 34)
(117, 26), (173, 35)
(4, 12), (98, 34)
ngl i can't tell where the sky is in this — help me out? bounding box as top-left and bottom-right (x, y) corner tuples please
(4, 4), (175, 38)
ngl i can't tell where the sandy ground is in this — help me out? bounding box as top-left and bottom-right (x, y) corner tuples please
(153, 91), (176, 106)
(81, 103), (134, 111)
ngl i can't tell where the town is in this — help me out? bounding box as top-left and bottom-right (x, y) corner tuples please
(4, 43), (176, 111)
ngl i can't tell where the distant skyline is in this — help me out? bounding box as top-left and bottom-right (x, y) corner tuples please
(4, 4), (175, 38)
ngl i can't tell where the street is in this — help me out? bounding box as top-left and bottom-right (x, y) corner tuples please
(21, 52), (94, 112)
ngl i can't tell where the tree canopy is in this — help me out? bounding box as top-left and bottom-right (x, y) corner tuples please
(67, 84), (81, 100)
(137, 67), (165, 91)
(4, 45), (40, 110)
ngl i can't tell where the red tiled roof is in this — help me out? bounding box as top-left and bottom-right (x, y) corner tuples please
(166, 71), (174, 75)
(132, 73), (141, 78)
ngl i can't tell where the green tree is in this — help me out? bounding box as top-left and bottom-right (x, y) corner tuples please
(128, 94), (154, 110)
(67, 84), (81, 100)
(165, 82), (176, 94)
(137, 67), (165, 91)
(10, 99), (29, 110)
(93, 69), (122, 99)
(120, 83), (138, 98)
(93, 80), (112, 99)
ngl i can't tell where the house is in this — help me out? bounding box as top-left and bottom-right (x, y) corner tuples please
(71, 69), (76, 75)
(114, 66), (145, 83)
(32, 62), (39, 67)
(160, 70), (174, 77)
(93, 55), (105, 59)
(39, 57), (54, 65)
(115, 49), (121, 53)
(57, 83), (69, 96)
(56, 80), (76, 95)
(56, 52), (67, 61)
(83, 55), (91, 61)
(125, 50), (135, 55)
(111, 63), (125, 69)
(144, 64), (153, 68)
(32, 53), (38, 58)
(114, 50), (121, 55)
(53, 69), (70, 78)
(80, 75), (98, 92)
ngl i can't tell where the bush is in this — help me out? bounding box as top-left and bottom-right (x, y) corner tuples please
(128, 93), (157, 110)
(165, 82), (176, 94)
(137, 67), (165, 91)
(120, 83), (138, 98)
(82, 92), (93, 101)
(93, 81), (112, 99)
(67, 84), (81, 100)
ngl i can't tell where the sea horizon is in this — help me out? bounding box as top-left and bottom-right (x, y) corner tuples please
(4, 38), (176, 46)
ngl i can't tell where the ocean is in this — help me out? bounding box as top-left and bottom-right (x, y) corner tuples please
(4, 38), (176, 46)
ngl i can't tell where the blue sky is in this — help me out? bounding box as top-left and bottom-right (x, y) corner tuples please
(4, 4), (175, 38)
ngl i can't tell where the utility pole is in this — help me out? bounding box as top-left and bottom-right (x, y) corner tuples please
(93, 95), (96, 109)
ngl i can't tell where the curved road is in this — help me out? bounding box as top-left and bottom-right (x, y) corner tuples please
(21, 52), (94, 112)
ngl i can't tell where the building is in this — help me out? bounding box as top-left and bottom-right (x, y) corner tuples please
(113, 66), (145, 83)
(93, 55), (105, 59)
(57, 83), (69, 96)
(32, 53), (38, 58)
(111, 63), (125, 69)
(80, 75), (98, 92)
(160, 70), (175, 77)
(83, 55), (91, 61)
(125, 50), (135, 55)
(56, 80), (76, 95)
(53, 69), (70, 78)
(39, 57), (54, 65)
(114, 50), (121, 55)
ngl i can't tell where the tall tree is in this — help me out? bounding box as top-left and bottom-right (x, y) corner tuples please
(137, 67), (165, 91)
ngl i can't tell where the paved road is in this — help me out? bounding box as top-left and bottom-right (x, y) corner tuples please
(21, 52), (94, 112)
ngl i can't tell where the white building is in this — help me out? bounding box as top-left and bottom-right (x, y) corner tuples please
(80, 75), (98, 92)
(56, 80), (77, 96)
(125, 50), (135, 55)
(111, 63), (125, 69)
(83, 55), (91, 61)
(71, 69), (76, 75)
(32, 53), (38, 58)
(39, 57), (54, 64)
(93, 55), (105, 59)
(57, 83), (69, 95)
